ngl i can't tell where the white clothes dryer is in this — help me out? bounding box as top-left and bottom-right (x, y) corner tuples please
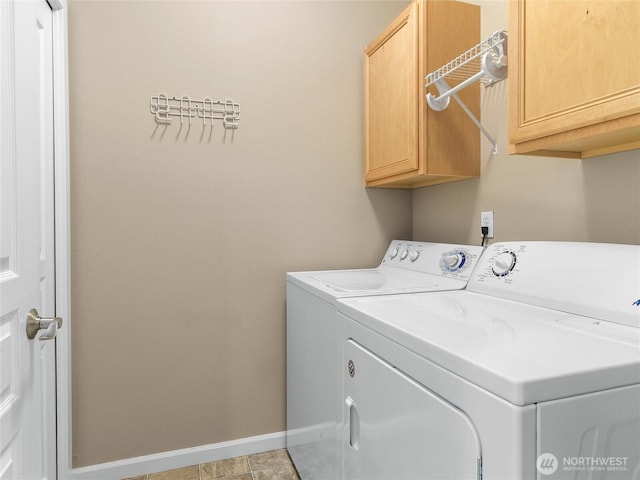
(286, 240), (484, 480)
(337, 242), (640, 480)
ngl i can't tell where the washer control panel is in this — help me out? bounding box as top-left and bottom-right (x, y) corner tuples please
(381, 241), (483, 279)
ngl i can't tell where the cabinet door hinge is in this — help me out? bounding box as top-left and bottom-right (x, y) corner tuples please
(477, 456), (483, 480)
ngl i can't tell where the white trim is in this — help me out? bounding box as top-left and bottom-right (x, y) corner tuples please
(50, 1), (72, 479)
(71, 431), (287, 480)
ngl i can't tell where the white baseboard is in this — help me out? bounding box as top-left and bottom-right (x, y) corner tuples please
(70, 431), (287, 480)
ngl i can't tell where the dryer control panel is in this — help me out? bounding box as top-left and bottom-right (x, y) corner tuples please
(471, 243), (529, 284)
(468, 241), (640, 329)
(381, 240), (483, 280)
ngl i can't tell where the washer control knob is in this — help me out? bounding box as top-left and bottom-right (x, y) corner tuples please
(389, 247), (399, 259)
(444, 254), (461, 269)
(399, 249), (409, 260)
(492, 251), (517, 277)
(409, 250), (420, 262)
(442, 251), (467, 272)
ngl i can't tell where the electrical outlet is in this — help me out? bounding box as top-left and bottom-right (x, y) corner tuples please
(481, 211), (494, 238)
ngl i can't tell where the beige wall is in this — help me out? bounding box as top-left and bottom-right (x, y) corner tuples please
(413, 0), (640, 245)
(68, 0), (411, 467)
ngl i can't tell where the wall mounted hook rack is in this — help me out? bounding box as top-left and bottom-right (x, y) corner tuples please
(150, 93), (240, 129)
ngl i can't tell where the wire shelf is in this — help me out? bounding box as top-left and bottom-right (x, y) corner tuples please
(426, 30), (508, 88)
(425, 30), (508, 154)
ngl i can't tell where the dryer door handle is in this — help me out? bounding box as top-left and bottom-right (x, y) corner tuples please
(345, 396), (360, 449)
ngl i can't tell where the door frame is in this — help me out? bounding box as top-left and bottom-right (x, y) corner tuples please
(48, 0), (72, 478)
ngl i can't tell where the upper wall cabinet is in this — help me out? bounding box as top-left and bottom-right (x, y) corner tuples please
(509, 0), (640, 158)
(364, 0), (480, 188)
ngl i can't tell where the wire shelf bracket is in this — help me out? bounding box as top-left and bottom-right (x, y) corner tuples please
(425, 30), (508, 155)
(150, 93), (240, 129)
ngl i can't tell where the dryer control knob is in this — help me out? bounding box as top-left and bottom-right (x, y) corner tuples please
(399, 249), (409, 260)
(389, 247), (399, 259)
(409, 250), (420, 262)
(492, 251), (516, 277)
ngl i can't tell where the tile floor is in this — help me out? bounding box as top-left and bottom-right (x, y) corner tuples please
(123, 449), (300, 480)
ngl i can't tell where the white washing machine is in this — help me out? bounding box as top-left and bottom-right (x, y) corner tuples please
(286, 240), (484, 479)
(337, 242), (640, 480)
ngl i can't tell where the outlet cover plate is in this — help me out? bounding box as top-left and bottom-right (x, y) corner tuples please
(481, 211), (494, 238)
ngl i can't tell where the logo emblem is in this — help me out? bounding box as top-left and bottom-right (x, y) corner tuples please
(537, 453), (558, 475)
(632, 299), (640, 306)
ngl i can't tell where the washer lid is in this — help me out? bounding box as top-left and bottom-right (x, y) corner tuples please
(286, 241), (484, 303)
(287, 267), (468, 304)
(338, 291), (640, 406)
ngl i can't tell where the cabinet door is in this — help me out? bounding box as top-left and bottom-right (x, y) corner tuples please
(342, 340), (482, 480)
(509, 0), (640, 157)
(364, 1), (419, 183)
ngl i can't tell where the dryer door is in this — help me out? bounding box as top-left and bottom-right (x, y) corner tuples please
(342, 340), (482, 480)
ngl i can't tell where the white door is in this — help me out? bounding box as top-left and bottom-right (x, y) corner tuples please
(0, 0), (58, 479)
(343, 340), (482, 480)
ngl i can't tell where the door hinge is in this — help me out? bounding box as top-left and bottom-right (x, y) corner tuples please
(477, 456), (483, 480)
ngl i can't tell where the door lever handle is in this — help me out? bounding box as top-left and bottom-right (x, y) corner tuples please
(26, 308), (63, 340)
